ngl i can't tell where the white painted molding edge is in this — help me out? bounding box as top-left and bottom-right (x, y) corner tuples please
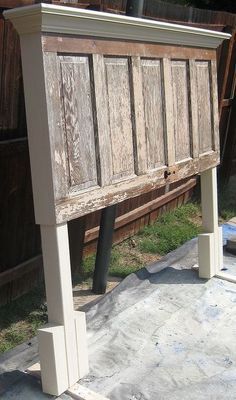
(216, 272), (236, 284)
(4, 3), (231, 48)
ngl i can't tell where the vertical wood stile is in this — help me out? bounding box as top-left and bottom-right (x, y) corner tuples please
(92, 53), (112, 187)
(211, 59), (220, 152)
(44, 52), (68, 201)
(189, 59), (199, 159)
(131, 56), (147, 175)
(163, 58), (175, 166)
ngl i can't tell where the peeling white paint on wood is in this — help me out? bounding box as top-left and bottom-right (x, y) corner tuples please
(38, 53), (223, 223)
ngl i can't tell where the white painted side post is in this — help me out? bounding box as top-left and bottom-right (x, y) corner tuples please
(39, 224), (89, 396)
(198, 167), (223, 278)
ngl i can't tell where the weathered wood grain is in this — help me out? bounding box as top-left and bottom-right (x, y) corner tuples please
(55, 151), (219, 223)
(40, 37), (220, 222)
(92, 53), (113, 186)
(171, 60), (191, 162)
(44, 52), (68, 200)
(42, 36), (216, 61)
(189, 59), (199, 159)
(141, 58), (166, 169)
(195, 61), (213, 154)
(59, 55), (98, 191)
(104, 56), (135, 182)
(163, 58), (175, 166)
(131, 56), (147, 175)
(41, 48), (220, 222)
(211, 59), (220, 151)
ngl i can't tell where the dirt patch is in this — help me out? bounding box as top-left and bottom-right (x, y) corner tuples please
(73, 277), (122, 310)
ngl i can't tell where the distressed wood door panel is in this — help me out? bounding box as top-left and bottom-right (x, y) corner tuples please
(141, 59), (166, 170)
(41, 40), (220, 223)
(171, 60), (191, 162)
(59, 55), (98, 192)
(195, 61), (213, 155)
(104, 57), (135, 182)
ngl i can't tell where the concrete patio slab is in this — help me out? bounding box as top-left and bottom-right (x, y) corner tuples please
(1, 238), (236, 399)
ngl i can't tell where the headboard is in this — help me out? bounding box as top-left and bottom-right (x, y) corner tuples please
(4, 4), (230, 225)
(4, 5), (230, 397)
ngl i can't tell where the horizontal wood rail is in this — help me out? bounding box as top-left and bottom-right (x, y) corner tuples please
(85, 178), (196, 244)
(0, 255), (43, 287)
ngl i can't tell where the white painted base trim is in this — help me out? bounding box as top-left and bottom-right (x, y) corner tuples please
(67, 383), (110, 400)
(75, 311), (89, 378)
(26, 363), (109, 400)
(216, 272), (236, 284)
(217, 226), (223, 272)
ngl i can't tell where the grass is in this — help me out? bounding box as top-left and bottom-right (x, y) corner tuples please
(81, 250), (143, 280)
(0, 287), (47, 353)
(138, 203), (201, 255)
(75, 202), (201, 284)
(0, 176), (235, 354)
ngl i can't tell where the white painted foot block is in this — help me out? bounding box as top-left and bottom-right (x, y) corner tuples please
(198, 233), (215, 279)
(67, 383), (110, 400)
(26, 362), (41, 378)
(216, 271), (236, 284)
(216, 226), (223, 272)
(74, 311), (89, 378)
(38, 324), (68, 396)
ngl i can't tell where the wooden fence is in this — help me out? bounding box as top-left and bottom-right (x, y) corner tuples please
(0, 0), (235, 305)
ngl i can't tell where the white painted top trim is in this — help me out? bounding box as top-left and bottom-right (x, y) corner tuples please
(4, 3), (230, 48)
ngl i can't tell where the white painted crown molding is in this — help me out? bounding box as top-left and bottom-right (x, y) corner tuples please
(4, 3), (230, 48)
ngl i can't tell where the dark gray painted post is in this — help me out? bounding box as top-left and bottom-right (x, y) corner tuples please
(92, 205), (117, 294)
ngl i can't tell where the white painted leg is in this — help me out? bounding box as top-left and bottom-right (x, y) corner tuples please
(39, 224), (89, 396)
(198, 167), (223, 278)
(74, 311), (89, 378)
(217, 226), (223, 272)
(198, 233), (215, 279)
